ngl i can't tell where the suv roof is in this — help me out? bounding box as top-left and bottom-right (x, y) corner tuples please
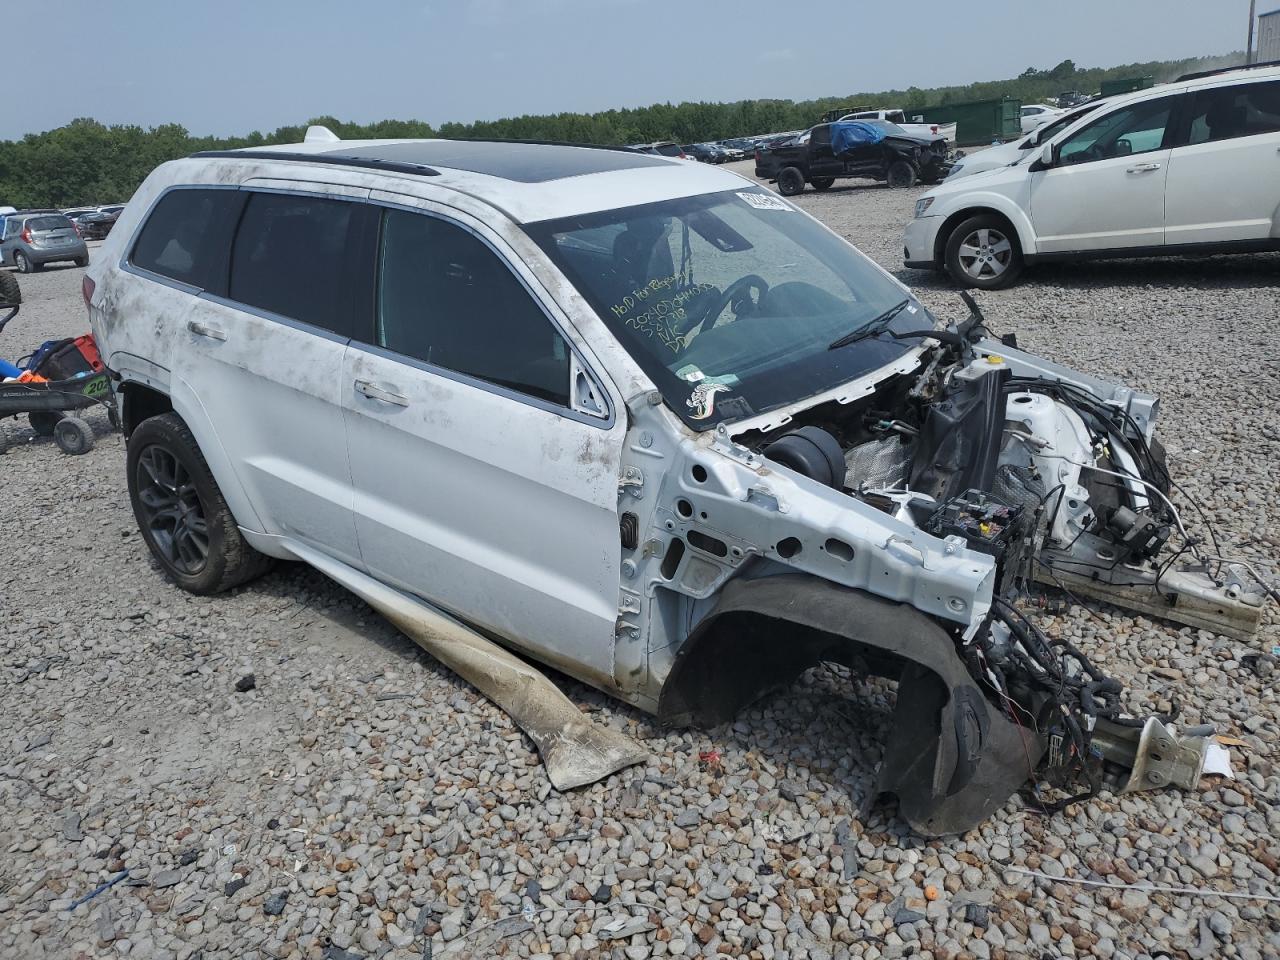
(186, 135), (744, 225)
(1176, 58), (1280, 83)
(198, 138), (672, 183)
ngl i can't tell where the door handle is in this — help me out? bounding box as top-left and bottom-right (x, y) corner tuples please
(1126, 162), (1162, 173)
(354, 379), (409, 407)
(187, 320), (227, 341)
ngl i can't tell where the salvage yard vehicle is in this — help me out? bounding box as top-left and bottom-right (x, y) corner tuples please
(1019, 103), (1064, 133)
(1, 212), (89, 272)
(906, 63), (1280, 288)
(88, 131), (1267, 834)
(682, 142), (726, 163)
(757, 120), (951, 194)
(834, 109), (958, 146)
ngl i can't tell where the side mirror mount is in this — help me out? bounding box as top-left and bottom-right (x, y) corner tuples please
(570, 357), (609, 419)
(1030, 142), (1055, 171)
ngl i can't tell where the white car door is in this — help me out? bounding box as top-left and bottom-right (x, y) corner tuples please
(1165, 77), (1280, 245)
(1028, 95), (1178, 253)
(341, 198), (626, 687)
(177, 185), (371, 567)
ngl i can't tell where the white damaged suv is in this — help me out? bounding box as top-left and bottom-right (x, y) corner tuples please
(87, 131), (1264, 833)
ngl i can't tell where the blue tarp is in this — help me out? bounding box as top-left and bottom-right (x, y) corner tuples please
(830, 121), (886, 155)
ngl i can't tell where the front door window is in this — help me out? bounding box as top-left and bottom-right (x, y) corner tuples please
(1057, 97), (1176, 164)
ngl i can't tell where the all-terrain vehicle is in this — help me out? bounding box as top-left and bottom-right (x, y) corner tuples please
(0, 271), (112, 455)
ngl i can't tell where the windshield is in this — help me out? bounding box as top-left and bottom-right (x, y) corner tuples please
(527, 188), (923, 428)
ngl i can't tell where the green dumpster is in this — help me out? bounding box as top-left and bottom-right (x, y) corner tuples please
(1099, 76), (1154, 97)
(910, 97), (1023, 147)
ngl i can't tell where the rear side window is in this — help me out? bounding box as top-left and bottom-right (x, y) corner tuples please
(376, 208), (570, 406)
(1186, 80), (1280, 145)
(229, 192), (358, 336)
(131, 188), (242, 289)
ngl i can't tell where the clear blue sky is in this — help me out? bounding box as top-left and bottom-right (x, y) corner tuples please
(5, 0), (1250, 140)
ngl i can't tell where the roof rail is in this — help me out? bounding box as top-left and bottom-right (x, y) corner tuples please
(189, 150), (441, 178)
(1175, 59), (1280, 82)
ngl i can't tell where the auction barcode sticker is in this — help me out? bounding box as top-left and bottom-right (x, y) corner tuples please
(737, 191), (792, 211)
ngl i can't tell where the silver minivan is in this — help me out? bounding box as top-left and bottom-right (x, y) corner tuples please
(86, 132), (1264, 833)
(1, 212), (90, 272)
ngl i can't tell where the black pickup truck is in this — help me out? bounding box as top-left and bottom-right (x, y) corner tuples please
(755, 120), (950, 194)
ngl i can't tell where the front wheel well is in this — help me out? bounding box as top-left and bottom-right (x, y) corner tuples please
(119, 381), (173, 437)
(933, 207), (1017, 265)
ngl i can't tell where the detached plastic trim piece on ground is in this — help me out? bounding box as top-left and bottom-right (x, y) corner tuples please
(283, 539), (648, 790)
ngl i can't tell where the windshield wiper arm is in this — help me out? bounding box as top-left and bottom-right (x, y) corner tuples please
(827, 299), (911, 350)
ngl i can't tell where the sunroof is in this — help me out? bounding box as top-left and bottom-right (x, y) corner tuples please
(320, 140), (671, 183)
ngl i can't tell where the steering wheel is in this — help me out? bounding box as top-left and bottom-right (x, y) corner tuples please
(683, 275), (769, 336)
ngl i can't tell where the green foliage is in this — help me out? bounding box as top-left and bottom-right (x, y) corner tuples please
(0, 51), (1242, 208)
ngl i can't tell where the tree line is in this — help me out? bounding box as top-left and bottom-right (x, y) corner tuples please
(0, 52), (1241, 209)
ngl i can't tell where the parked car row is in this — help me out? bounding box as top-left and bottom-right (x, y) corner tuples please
(624, 141), (687, 158)
(1018, 103), (1065, 133)
(682, 141), (748, 163)
(62, 203), (127, 240)
(905, 62), (1280, 287)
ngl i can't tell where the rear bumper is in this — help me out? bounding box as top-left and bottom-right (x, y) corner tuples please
(31, 242), (88, 263)
(904, 216), (943, 268)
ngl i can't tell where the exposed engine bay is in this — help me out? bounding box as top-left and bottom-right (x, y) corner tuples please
(674, 300), (1273, 832)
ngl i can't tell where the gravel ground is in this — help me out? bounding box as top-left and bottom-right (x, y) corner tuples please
(2, 168), (1278, 960)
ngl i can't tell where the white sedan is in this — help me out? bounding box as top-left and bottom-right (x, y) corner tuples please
(1019, 103), (1063, 133)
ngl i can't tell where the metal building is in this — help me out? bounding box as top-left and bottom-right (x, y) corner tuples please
(1260, 8), (1280, 63)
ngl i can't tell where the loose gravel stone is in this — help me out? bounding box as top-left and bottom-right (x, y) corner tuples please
(1, 173), (1277, 959)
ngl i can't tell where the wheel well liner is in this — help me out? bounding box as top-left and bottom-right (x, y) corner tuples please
(119, 381), (173, 437)
(657, 574), (1043, 835)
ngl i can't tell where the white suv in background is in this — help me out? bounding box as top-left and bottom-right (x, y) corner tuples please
(905, 64), (1280, 288)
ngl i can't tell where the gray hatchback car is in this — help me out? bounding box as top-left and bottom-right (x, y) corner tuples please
(1, 213), (89, 272)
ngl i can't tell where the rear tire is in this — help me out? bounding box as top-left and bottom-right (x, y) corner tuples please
(127, 412), (273, 594)
(0, 270), (20, 306)
(810, 177), (835, 191)
(886, 161), (918, 188)
(29, 411), (60, 436)
(944, 214), (1024, 290)
(53, 416), (94, 455)
(14, 251), (36, 274)
(777, 167), (806, 196)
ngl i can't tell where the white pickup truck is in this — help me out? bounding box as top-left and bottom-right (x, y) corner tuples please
(837, 109), (958, 146)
